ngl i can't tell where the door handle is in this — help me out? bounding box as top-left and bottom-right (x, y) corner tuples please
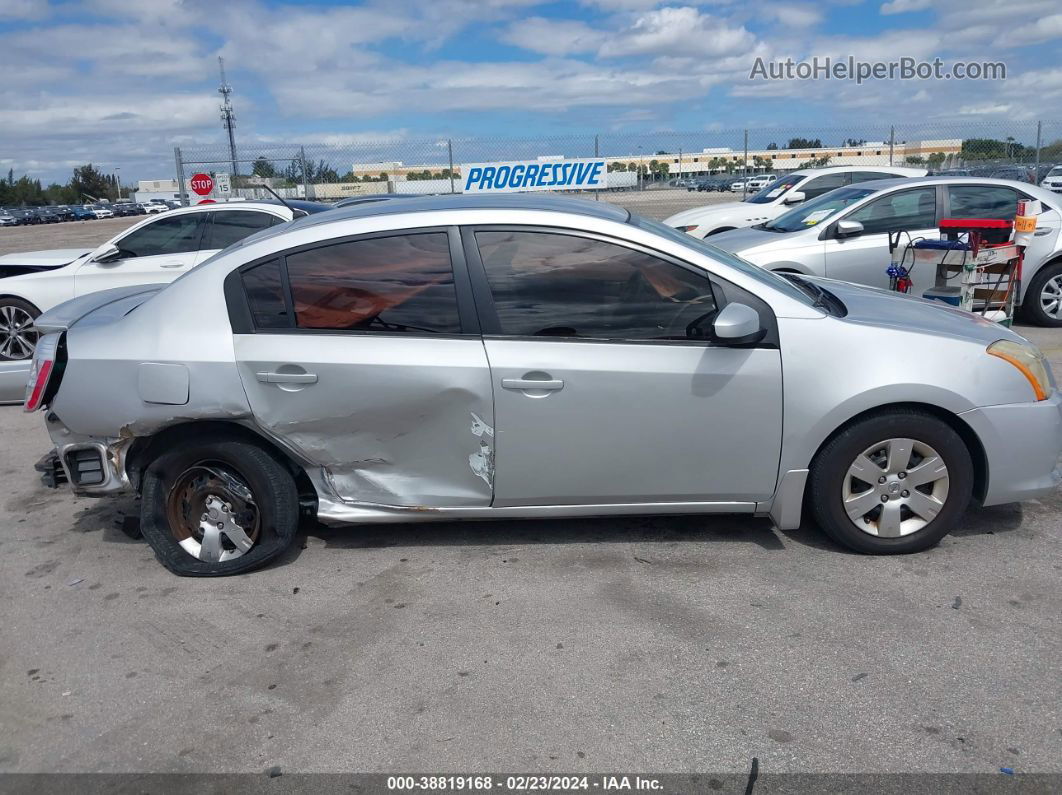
(159, 261), (186, 268)
(256, 371), (318, 384)
(501, 378), (564, 391)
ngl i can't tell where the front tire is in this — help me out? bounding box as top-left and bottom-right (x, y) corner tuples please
(0, 298), (41, 361)
(1022, 262), (1062, 327)
(809, 409), (973, 554)
(140, 438), (299, 576)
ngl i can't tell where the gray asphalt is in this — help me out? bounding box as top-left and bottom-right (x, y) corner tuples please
(0, 324), (1060, 776)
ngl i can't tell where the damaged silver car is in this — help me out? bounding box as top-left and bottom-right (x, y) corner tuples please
(26, 195), (1062, 576)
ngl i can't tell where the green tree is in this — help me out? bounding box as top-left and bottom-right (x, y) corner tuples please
(71, 164), (114, 201)
(786, 137), (822, 149)
(251, 157), (276, 178)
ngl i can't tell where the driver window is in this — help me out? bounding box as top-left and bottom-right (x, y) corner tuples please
(115, 214), (205, 258)
(799, 173), (848, 200)
(475, 230), (717, 340)
(845, 187), (937, 235)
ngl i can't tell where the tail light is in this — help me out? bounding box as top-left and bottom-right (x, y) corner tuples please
(24, 333), (61, 412)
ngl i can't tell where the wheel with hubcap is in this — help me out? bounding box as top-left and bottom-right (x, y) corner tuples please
(1023, 262), (1062, 327)
(0, 298), (40, 361)
(140, 438), (299, 576)
(809, 409), (973, 554)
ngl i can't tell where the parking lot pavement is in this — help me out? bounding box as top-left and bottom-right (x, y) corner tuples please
(0, 326), (1060, 775)
(0, 217), (141, 257)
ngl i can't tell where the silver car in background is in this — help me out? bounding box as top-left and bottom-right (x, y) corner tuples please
(709, 176), (1062, 326)
(25, 195), (1062, 576)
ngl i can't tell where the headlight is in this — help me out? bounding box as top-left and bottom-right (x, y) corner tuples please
(987, 340), (1052, 401)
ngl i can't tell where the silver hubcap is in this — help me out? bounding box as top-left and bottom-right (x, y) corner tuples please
(842, 438), (950, 538)
(166, 465), (259, 563)
(1040, 275), (1062, 319)
(0, 305), (37, 360)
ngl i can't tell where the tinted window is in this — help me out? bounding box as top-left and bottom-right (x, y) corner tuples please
(285, 233), (461, 333)
(800, 173), (848, 200)
(947, 185), (1018, 220)
(207, 211), (280, 249)
(845, 187), (937, 234)
(476, 231), (717, 340)
(767, 186), (877, 232)
(241, 259), (290, 329)
(116, 214), (204, 258)
(851, 171), (902, 183)
(746, 174), (804, 204)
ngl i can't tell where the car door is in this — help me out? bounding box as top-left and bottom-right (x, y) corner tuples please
(73, 212), (207, 296)
(229, 228), (495, 508)
(823, 186), (939, 289)
(197, 209), (286, 265)
(464, 227), (783, 508)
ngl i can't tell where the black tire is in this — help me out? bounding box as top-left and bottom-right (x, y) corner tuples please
(0, 297), (41, 362)
(140, 438), (299, 576)
(809, 409), (974, 554)
(1021, 261), (1062, 327)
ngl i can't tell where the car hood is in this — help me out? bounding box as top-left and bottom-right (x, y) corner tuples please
(708, 225), (814, 258)
(0, 248), (91, 271)
(665, 201), (784, 228)
(814, 276), (1025, 346)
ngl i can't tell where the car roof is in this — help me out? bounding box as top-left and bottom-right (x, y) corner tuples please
(159, 200), (323, 218)
(845, 175), (1060, 204)
(288, 193), (631, 231)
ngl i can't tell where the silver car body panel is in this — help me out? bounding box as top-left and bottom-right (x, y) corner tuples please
(0, 248), (91, 271)
(33, 195), (1062, 531)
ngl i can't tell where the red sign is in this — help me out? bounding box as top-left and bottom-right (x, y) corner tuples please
(189, 173), (214, 196)
(196, 199), (216, 205)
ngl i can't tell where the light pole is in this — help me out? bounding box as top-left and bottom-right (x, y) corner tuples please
(114, 167), (122, 200)
(637, 146), (643, 191)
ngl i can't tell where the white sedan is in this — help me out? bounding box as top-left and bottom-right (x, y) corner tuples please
(0, 200), (331, 400)
(667, 166), (926, 239)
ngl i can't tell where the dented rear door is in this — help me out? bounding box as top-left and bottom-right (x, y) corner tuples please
(230, 229), (494, 508)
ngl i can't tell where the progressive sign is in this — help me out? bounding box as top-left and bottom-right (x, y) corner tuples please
(462, 158), (607, 194)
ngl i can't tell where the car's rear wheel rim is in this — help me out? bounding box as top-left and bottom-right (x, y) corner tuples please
(1039, 274), (1062, 319)
(165, 463), (261, 562)
(842, 438), (950, 538)
(0, 305), (38, 360)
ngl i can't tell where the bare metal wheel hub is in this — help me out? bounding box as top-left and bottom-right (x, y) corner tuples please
(165, 464), (260, 562)
(0, 305), (38, 360)
(1040, 274), (1062, 319)
(842, 438), (950, 538)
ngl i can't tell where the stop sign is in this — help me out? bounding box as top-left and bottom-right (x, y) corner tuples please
(190, 173), (214, 196)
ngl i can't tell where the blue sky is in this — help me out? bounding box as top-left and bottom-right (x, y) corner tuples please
(2, 0), (1060, 183)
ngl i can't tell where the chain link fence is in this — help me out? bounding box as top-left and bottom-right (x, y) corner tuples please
(171, 121), (1060, 221)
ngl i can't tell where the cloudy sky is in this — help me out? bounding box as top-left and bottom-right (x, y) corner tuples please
(2, 0), (1061, 183)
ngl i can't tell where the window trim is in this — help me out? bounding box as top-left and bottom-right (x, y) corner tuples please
(203, 209), (287, 251)
(460, 224), (778, 348)
(225, 225), (479, 338)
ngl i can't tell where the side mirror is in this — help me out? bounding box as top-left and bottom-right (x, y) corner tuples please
(711, 303), (766, 345)
(783, 190), (805, 205)
(835, 219), (864, 239)
(91, 243), (121, 263)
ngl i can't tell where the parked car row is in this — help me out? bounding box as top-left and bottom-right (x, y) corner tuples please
(0, 200), (179, 227)
(664, 169), (1062, 327)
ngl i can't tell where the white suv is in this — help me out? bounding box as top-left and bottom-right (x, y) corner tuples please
(666, 165), (927, 239)
(1041, 165), (1062, 194)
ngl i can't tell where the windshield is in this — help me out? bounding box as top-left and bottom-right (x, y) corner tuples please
(630, 215), (815, 307)
(765, 186), (876, 233)
(1048, 167), (1062, 178)
(745, 174), (805, 205)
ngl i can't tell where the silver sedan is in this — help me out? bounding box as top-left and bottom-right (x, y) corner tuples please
(25, 195), (1062, 576)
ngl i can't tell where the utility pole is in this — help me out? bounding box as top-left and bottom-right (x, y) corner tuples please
(218, 56), (239, 181)
(888, 126), (895, 166)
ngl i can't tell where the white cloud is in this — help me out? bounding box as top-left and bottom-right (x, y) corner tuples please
(764, 3), (823, 28)
(502, 17), (606, 55)
(0, 0), (49, 20)
(880, 0), (932, 14)
(599, 7), (756, 58)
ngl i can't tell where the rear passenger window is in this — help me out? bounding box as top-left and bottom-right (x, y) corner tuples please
(207, 211), (280, 250)
(241, 259), (290, 329)
(285, 233), (461, 333)
(947, 186), (1019, 220)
